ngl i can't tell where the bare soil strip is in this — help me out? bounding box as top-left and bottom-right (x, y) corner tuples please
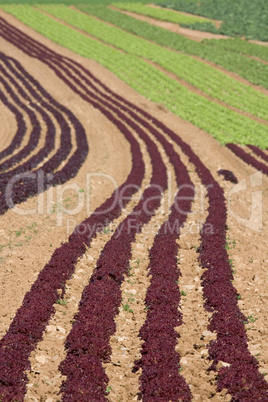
(245, 55), (268, 66)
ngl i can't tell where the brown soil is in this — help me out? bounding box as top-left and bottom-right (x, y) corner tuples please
(246, 55), (268, 66)
(0, 9), (267, 402)
(250, 39), (268, 47)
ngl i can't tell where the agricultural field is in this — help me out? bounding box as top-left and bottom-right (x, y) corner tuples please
(0, 1), (267, 401)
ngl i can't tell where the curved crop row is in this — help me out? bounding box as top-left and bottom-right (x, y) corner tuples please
(0, 50), (88, 216)
(77, 3), (268, 89)
(45, 57), (194, 398)
(226, 143), (268, 176)
(1, 7), (267, 149)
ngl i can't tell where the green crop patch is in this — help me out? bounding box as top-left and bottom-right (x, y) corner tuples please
(158, 0), (268, 42)
(36, 4), (268, 122)
(113, 2), (216, 27)
(202, 38), (268, 63)
(1, 5), (267, 148)
(76, 4), (268, 90)
(0, 0), (155, 4)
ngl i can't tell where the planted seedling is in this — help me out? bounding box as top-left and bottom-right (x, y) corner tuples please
(247, 315), (258, 323)
(127, 265), (134, 277)
(56, 299), (67, 306)
(122, 303), (133, 313)
(106, 386), (112, 393)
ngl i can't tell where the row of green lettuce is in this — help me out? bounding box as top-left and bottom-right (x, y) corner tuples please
(79, 4), (268, 89)
(0, 0), (159, 4)
(113, 3), (268, 62)
(114, 2), (217, 28)
(157, 0), (268, 42)
(1, 5), (267, 148)
(36, 4), (268, 122)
